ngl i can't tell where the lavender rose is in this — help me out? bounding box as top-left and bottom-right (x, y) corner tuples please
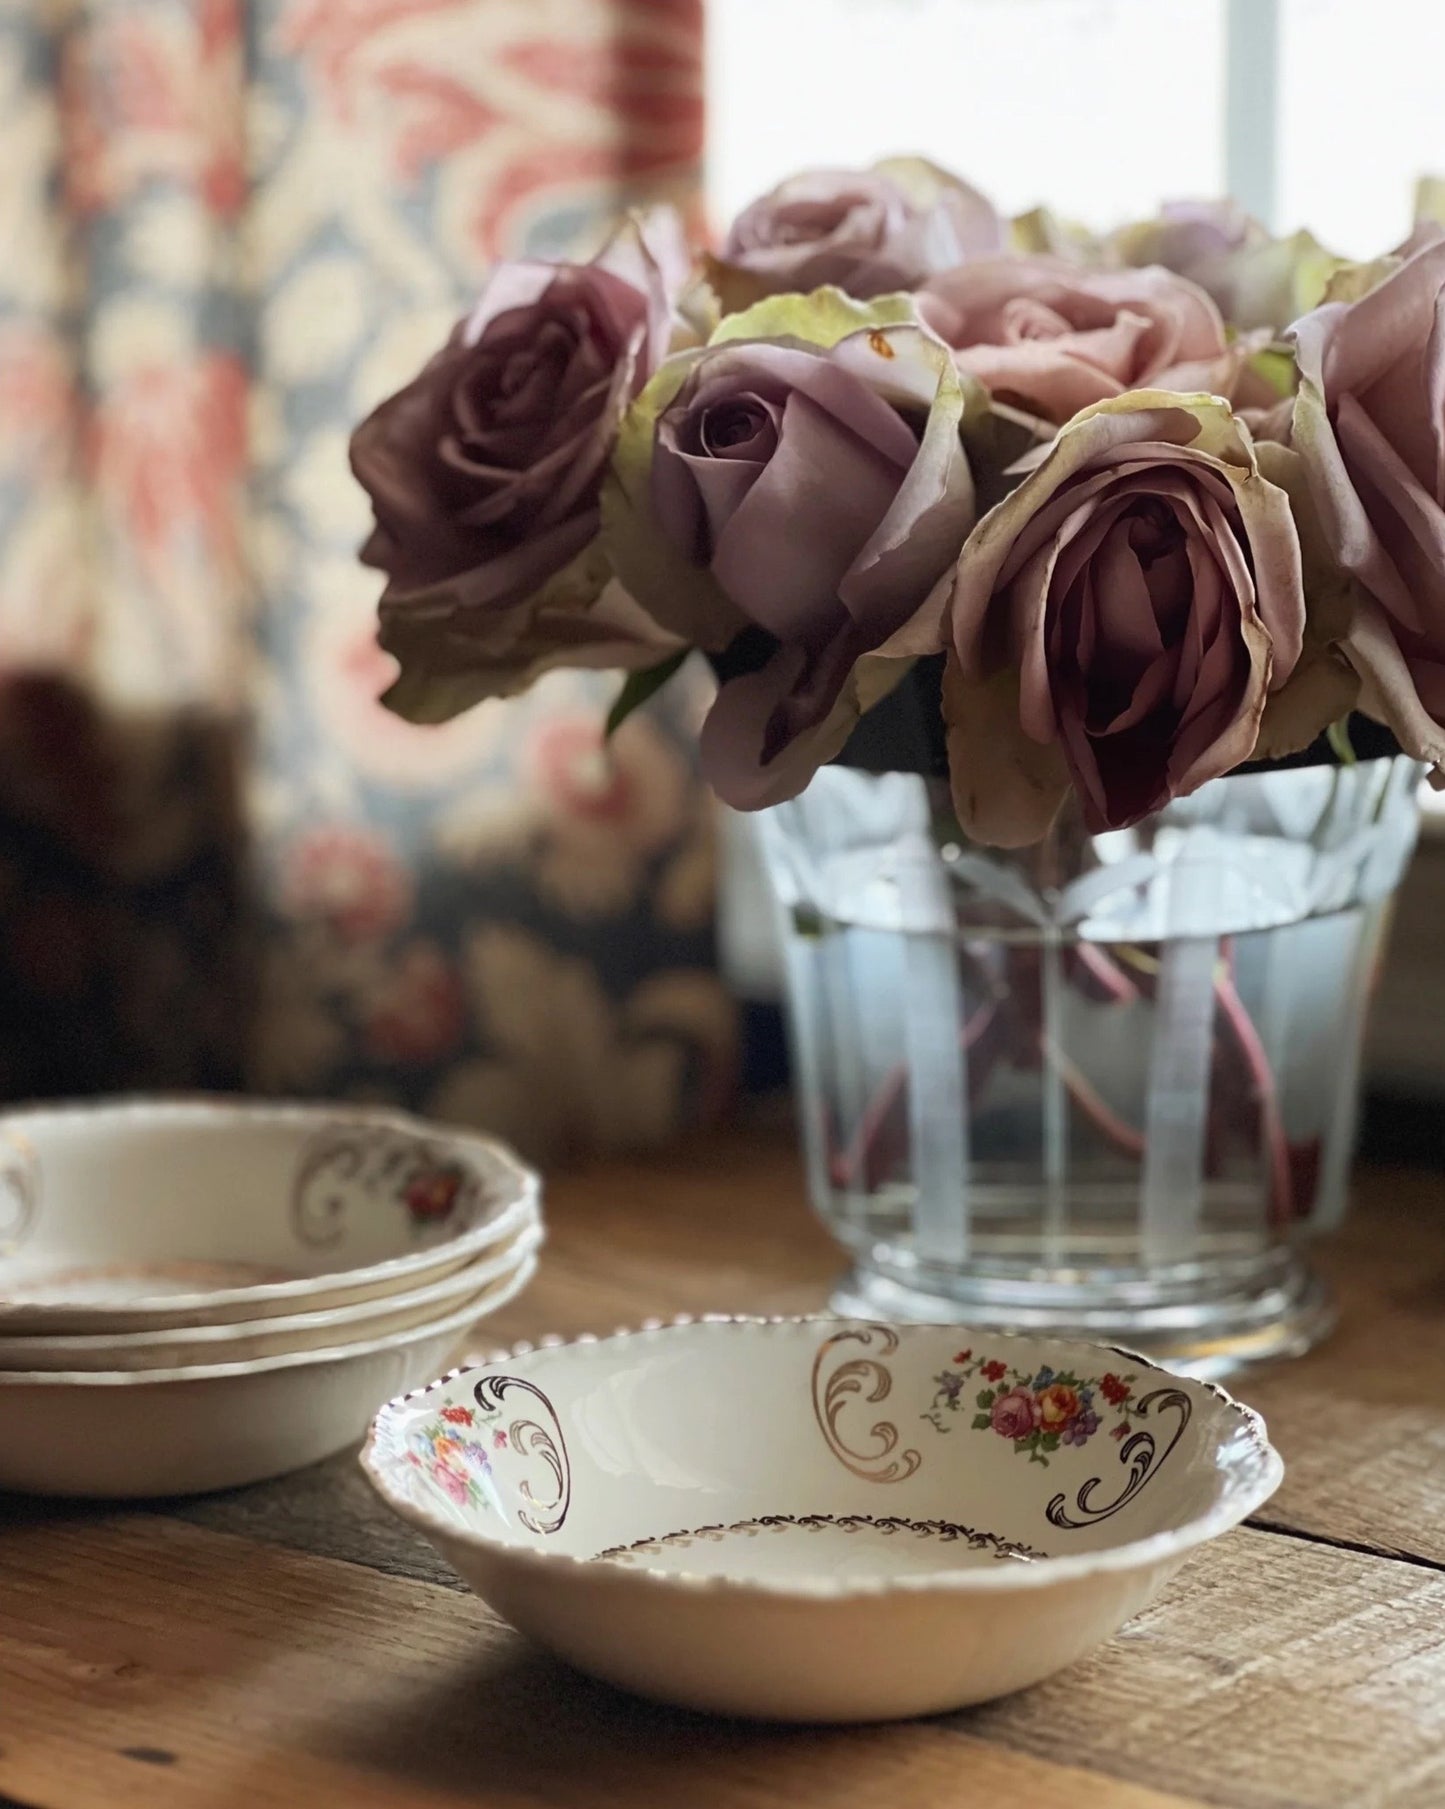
(1113, 202), (1338, 333)
(1111, 199), (1264, 285)
(714, 158), (1002, 307)
(605, 292), (977, 807)
(918, 255), (1271, 425)
(351, 210), (690, 721)
(1291, 236), (1445, 771)
(942, 393), (1307, 844)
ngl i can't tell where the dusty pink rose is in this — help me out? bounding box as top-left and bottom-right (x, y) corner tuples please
(1291, 236), (1445, 770)
(643, 319), (975, 807)
(717, 159), (1002, 302)
(943, 393), (1306, 844)
(919, 255), (1271, 424)
(990, 1386), (1040, 1441)
(351, 210), (689, 720)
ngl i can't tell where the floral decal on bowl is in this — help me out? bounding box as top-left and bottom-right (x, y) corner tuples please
(926, 1349), (1143, 1466)
(395, 1374), (571, 1533)
(291, 1126), (482, 1246)
(924, 1346), (1195, 1530)
(403, 1164), (465, 1225)
(0, 1129), (38, 1253)
(404, 1399), (510, 1510)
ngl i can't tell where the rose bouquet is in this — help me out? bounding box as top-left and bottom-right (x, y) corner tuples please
(350, 161), (1445, 846)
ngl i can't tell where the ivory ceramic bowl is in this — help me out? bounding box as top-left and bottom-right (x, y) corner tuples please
(0, 1253), (537, 1497)
(0, 1223), (542, 1372)
(361, 1317), (1282, 1723)
(0, 1098), (539, 1333)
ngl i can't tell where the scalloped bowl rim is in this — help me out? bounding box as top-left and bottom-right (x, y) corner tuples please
(0, 1221), (544, 1362)
(359, 1315), (1284, 1601)
(0, 1252), (538, 1387)
(0, 1096), (541, 1321)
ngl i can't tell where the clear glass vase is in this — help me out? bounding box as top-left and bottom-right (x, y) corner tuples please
(759, 758), (1422, 1376)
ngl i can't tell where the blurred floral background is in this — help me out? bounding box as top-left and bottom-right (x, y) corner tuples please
(0, 0), (736, 1161)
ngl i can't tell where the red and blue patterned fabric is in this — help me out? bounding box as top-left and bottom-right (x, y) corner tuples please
(0, 0), (735, 1160)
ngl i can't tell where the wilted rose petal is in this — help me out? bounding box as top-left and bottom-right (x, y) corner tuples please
(942, 392), (1307, 842)
(919, 256), (1273, 425)
(607, 292), (979, 808)
(351, 208), (691, 721)
(1290, 236), (1445, 772)
(713, 159), (1002, 306)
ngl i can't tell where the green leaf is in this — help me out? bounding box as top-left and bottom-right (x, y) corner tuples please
(1327, 716), (1357, 766)
(970, 1413), (992, 1430)
(604, 649), (688, 738)
(1040, 1432), (1060, 1452)
(976, 1390), (995, 1409)
(791, 905), (826, 941)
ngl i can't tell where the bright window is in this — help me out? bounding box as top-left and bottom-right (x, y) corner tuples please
(707, 0), (1443, 254)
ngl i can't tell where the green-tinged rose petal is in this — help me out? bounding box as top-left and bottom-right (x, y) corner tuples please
(1253, 649), (1360, 761)
(953, 391), (1263, 672)
(1218, 230), (1342, 331)
(381, 552), (681, 724)
(1286, 233), (1445, 773)
(1009, 205), (1102, 263)
(707, 287), (920, 350)
(631, 314), (976, 807)
(944, 389), (1307, 839)
(599, 350), (748, 651)
(712, 160), (1001, 310)
(942, 657), (1069, 846)
(1320, 256), (1403, 306)
(1245, 343), (1298, 400)
(699, 599), (945, 811)
(1415, 175), (1445, 228)
(1252, 432), (1360, 761)
(1340, 600), (1445, 772)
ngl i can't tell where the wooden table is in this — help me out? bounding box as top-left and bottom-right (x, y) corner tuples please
(4, 1129), (1444, 1809)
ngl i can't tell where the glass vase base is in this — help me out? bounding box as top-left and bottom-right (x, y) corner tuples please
(827, 1257), (1336, 1382)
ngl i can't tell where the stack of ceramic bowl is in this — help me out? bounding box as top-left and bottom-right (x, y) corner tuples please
(0, 1098), (541, 1497)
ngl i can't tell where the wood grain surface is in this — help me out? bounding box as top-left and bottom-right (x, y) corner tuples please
(3, 1127), (1444, 1808)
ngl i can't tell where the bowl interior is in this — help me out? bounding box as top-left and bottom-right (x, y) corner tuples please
(0, 1100), (533, 1298)
(368, 1320), (1279, 1582)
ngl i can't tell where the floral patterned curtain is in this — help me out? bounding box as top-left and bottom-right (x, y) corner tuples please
(0, 0), (735, 1160)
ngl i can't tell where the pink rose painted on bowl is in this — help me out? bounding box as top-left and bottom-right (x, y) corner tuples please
(431, 1458), (471, 1507)
(990, 1386), (1041, 1441)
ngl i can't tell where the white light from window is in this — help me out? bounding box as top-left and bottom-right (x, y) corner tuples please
(706, 0), (1229, 236)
